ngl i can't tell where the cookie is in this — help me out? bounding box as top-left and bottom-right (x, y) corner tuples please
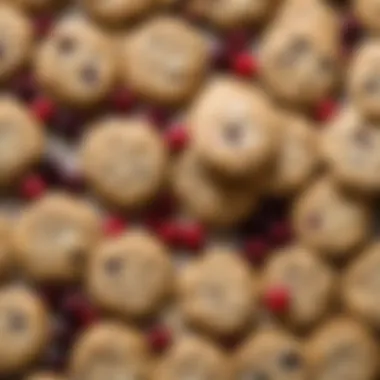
(187, 0), (279, 29)
(0, 97), (44, 186)
(306, 317), (377, 380)
(13, 193), (101, 283)
(120, 16), (209, 105)
(292, 178), (371, 259)
(0, 285), (49, 374)
(26, 373), (66, 380)
(70, 322), (151, 380)
(35, 17), (116, 107)
(260, 2), (340, 108)
(188, 77), (279, 178)
(82, 0), (155, 24)
(154, 335), (231, 380)
(87, 229), (173, 318)
(262, 245), (335, 328)
(342, 243), (380, 328)
(233, 329), (307, 380)
(268, 111), (319, 195)
(354, 0), (380, 34)
(172, 150), (257, 227)
(80, 117), (168, 209)
(320, 106), (380, 193)
(8, 0), (64, 12)
(0, 4), (33, 82)
(0, 217), (11, 278)
(178, 248), (257, 337)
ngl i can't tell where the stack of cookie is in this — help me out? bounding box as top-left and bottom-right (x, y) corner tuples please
(1, 1), (380, 380)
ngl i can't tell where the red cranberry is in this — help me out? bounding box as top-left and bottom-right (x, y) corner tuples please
(263, 286), (290, 314)
(155, 220), (181, 246)
(225, 30), (251, 54)
(62, 292), (99, 327)
(109, 87), (135, 112)
(341, 15), (363, 50)
(267, 220), (293, 247)
(19, 173), (46, 200)
(147, 325), (172, 353)
(148, 107), (171, 128)
(34, 14), (54, 38)
(30, 96), (57, 123)
(178, 223), (205, 251)
(244, 238), (269, 265)
(313, 99), (339, 122)
(231, 52), (259, 77)
(103, 215), (127, 237)
(165, 127), (189, 153)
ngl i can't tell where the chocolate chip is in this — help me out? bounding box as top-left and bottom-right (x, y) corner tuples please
(104, 257), (123, 276)
(306, 213), (322, 229)
(7, 310), (27, 332)
(280, 37), (310, 66)
(57, 36), (76, 55)
(80, 65), (99, 86)
(223, 123), (244, 145)
(279, 351), (303, 371)
(354, 128), (373, 149)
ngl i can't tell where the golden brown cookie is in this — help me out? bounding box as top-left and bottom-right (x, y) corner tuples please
(82, 0), (155, 24)
(268, 111), (319, 195)
(81, 117), (168, 209)
(87, 229), (174, 318)
(26, 373), (66, 380)
(0, 285), (50, 374)
(306, 317), (377, 380)
(178, 248), (257, 337)
(354, 0), (380, 34)
(35, 17), (116, 107)
(187, 0), (279, 29)
(320, 106), (380, 194)
(260, 1), (340, 108)
(70, 322), (151, 380)
(154, 335), (231, 380)
(0, 4), (33, 82)
(233, 329), (307, 380)
(292, 178), (371, 259)
(262, 245), (335, 328)
(188, 77), (279, 179)
(0, 97), (44, 186)
(13, 193), (101, 283)
(172, 150), (257, 227)
(342, 243), (380, 328)
(120, 16), (209, 105)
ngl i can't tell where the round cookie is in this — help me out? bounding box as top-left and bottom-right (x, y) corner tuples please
(178, 248), (257, 337)
(13, 193), (101, 283)
(268, 111), (319, 195)
(81, 0), (155, 24)
(26, 373), (66, 380)
(35, 17), (116, 107)
(188, 77), (279, 178)
(120, 16), (209, 105)
(348, 41), (380, 120)
(187, 0), (279, 29)
(342, 243), (380, 328)
(233, 329), (307, 380)
(70, 322), (151, 380)
(320, 106), (380, 193)
(0, 217), (11, 278)
(0, 97), (44, 186)
(260, 3), (340, 108)
(0, 285), (50, 374)
(354, 0), (380, 34)
(262, 245), (335, 328)
(172, 150), (257, 227)
(0, 4), (33, 82)
(81, 117), (168, 209)
(306, 317), (377, 380)
(154, 335), (231, 380)
(292, 178), (371, 259)
(87, 229), (173, 318)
